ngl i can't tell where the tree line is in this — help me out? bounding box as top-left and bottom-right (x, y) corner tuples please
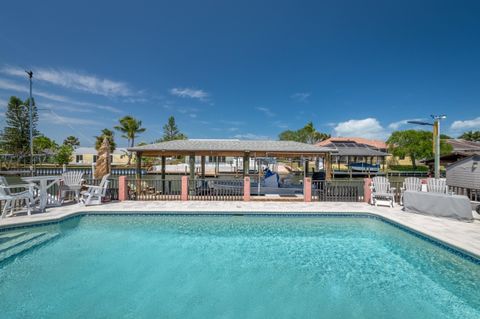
(0, 96), (187, 165)
(1, 95), (479, 167)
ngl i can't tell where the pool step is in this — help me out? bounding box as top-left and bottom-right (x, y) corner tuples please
(0, 231), (28, 244)
(0, 232), (60, 263)
(0, 232), (48, 253)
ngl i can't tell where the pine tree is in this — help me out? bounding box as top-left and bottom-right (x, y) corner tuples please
(1, 96), (39, 158)
(161, 116), (187, 141)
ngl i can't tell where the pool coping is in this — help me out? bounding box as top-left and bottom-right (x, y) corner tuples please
(1, 201), (479, 263)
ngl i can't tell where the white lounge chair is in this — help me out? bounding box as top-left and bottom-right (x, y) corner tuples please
(60, 171), (84, 203)
(426, 178), (451, 194)
(80, 174), (110, 206)
(400, 177), (422, 205)
(0, 176), (35, 219)
(370, 176), (396, 207)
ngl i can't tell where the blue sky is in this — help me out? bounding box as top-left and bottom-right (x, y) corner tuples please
(0, 0), (479, 147)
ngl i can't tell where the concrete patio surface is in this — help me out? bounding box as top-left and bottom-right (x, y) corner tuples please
(1, 201), (479, 259)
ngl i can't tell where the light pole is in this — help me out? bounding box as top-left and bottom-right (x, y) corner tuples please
(407, 114), (446, 178)
(26, 70), (34, 176)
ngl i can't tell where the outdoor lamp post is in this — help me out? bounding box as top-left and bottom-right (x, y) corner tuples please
(407, 115), (447, 179)
(20, 71), (35, 175)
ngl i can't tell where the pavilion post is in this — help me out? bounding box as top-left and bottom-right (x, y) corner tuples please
(304, 158), (309, 178)
(243, 152), (250, 176)
(161, 156), (166, 193)
(200, 156), (206, 178)
(135, 152), (142, 178)
(189, 154), (196, 195)
(189, 154), (195, 179)
(325, 153), (332, 181)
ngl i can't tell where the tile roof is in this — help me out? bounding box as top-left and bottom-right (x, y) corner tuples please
(446, 139), (480, 152)
(316, 137), (387, 149)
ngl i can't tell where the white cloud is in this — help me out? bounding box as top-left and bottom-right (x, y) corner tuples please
(233, 133), (270, 140)
(42, 102), (93, 113)
(291, 92), (310, 103)
(333, 118), (387, 140)
(41, 112), (102, 126)
(273, 120), (289, 129)
(220, 120), (246, 126)
(0, 78), (122, 114)
(2, 66), (134, 97)
(388, 118), (423, 130)
(256, 107), (275, 117)
(170, 88), (209, 101)
(450, 117), (480, 131)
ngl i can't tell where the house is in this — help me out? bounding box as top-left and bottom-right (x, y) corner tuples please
(317, 137), (387, 151)
(424, 139), (480, 167)
(70, 147), (129, 165)
(316, 137), (389, 170)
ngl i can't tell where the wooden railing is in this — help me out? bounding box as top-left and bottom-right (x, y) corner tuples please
(449, 186), (480, 202)
(126, 178), (182, 201)
(311, 180), (364, 202)
(0, 167), (146, 176)
(188, 178), (243, 201)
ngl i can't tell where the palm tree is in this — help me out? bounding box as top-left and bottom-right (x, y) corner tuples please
(95, 129), (116, 153)
(114, 116), (146, 165)
(459, 130), (480, 142)
(63, 136), (80, 148)
(278, 121), (330, 144)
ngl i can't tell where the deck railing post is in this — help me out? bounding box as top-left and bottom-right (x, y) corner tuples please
(181, 176), (188, 201)
(304, 177), (312, 202)
(243, 176), (250, 201)
(363, 178), (371, 204)
(118, 176), (128, 201)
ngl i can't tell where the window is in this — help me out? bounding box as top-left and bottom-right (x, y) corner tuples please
(93, 155), (98, 163)
(76, 155), (83, 163)
(110, 155), (113, 163)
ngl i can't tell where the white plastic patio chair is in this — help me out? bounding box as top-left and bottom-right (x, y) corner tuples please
(80, 174), (110, 206)
(60, 171), (84, 203)
(400, 177), (422, 205)
(426, 178), (451, 194)
(370, 176), (396, 208)
(0, 176), (35, 219)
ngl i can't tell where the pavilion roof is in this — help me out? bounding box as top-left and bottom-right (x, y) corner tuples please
(128, 139), (335, 157)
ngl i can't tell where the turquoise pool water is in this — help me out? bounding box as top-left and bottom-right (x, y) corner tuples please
(0, 214), (479, 319)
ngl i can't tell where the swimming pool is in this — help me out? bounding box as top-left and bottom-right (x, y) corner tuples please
(0, 214), (479, 319)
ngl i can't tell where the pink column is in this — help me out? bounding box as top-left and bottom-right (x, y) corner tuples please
(181, 176), (188, 201)
(118, 176), (128, 201)
(364, 178), (372, 204)
(243, 176), (250, 201)
(304, 177), (312, 202)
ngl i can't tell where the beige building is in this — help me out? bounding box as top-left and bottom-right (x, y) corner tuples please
(70, 147), (130, 166)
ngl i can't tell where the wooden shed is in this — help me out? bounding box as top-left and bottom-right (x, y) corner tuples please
(446, 154), (480, 190)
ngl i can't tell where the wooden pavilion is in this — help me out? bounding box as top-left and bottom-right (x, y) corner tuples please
(128, 139), (336, 180)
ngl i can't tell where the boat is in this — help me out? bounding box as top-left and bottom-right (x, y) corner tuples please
(208, 167), (303, 195)
(349, 162), (380, 172)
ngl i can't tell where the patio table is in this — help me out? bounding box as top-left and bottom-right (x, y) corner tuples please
(403, 190), (473, 221)
(21, 176), (62, 212)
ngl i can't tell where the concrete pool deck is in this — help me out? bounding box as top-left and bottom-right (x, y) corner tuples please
(1, 201), (479, 259)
